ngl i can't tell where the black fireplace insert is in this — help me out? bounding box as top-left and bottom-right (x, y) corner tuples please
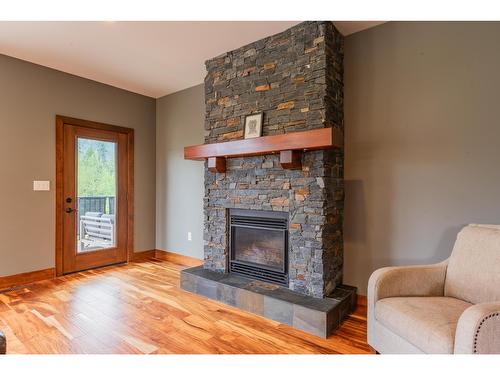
(229, 209), (288, 286)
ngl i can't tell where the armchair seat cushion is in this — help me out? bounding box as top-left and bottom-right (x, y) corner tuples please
(375, 297), (472, 353)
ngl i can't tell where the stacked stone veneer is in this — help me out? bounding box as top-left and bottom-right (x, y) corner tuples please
(203, 21), (344, 298)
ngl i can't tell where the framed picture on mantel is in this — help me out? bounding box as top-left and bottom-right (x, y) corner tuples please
(244, 113), (263, 139)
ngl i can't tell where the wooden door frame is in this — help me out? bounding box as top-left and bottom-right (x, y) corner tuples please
(55, 115), (134, 277)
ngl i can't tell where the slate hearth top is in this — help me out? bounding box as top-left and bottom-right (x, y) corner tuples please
(182, 266), (356, 313)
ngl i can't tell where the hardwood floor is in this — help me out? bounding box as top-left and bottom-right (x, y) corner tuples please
(0, 257), (373, 354)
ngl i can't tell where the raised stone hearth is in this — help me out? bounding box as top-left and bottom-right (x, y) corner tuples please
(181, 20), (354, 337)
(181, 266), (356, 338)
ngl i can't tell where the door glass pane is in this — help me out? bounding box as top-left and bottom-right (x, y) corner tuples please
(76, 138), (117, 253)
(233, 227), (284, 269)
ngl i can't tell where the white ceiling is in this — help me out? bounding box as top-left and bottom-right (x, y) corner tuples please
(0, 21), (384, 98)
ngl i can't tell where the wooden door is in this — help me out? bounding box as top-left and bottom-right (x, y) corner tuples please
(56, 116), (134, 275)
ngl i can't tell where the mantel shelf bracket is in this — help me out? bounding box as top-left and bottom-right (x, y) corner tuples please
(280, 150), (302, 169)
(208, 156), (226, 173)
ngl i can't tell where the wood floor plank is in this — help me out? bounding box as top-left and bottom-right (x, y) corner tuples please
(0, 258), (374, 354)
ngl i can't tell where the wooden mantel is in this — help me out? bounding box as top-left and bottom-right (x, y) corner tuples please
(184, 127), (343, 173)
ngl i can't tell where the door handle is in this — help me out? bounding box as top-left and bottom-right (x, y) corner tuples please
(65, 208), (75, 213)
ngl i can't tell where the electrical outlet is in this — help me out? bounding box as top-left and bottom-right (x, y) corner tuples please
(187, 232), (192, 241)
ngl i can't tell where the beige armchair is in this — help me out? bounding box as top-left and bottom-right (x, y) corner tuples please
(368, 224), (500, 354)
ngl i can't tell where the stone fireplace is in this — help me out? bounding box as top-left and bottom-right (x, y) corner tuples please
(181, 21), (356, 338)
(203, 20), (343, 299)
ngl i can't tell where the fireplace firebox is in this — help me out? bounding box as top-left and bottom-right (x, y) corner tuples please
(229, 209), (288, 286)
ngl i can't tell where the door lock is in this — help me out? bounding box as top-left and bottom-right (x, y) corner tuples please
(65, 208), (75, 213)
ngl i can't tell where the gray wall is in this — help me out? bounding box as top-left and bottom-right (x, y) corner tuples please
(156, 84), (204, 259)
(0, 54), (156, 276)
(344, 22), (500, 294)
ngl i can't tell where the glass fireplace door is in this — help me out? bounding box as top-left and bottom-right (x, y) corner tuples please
(232, 226), (286, 271)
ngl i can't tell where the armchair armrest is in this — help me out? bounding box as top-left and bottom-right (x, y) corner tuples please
(455, 303), (500, 354)
(0, 330), (5, 354)
(368, 261), (448, 306)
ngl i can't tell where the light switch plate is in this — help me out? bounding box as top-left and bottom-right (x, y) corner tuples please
(33, 180), (50, 191)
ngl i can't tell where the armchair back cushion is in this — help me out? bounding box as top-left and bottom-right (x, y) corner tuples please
(445, 224), (500, 304)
